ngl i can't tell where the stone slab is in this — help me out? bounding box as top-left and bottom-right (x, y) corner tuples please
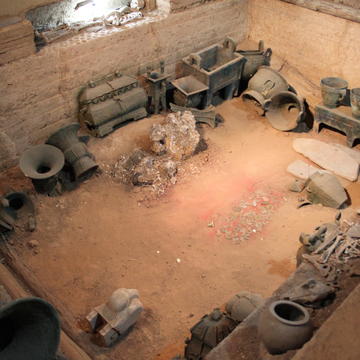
(333, 143), (360, 164)
(293, 138), (359, 181)
(287, 159), (327, 180)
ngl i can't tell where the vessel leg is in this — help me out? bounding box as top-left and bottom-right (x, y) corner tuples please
(160, 81), (167, 112)
(224, 82), (236, 101)
(346, 133), (356, 148)
(313, 120), (321, 133)
(153, 84), (160, 114)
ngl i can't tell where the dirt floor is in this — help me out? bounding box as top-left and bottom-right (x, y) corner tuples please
(1, 98), (359, 360)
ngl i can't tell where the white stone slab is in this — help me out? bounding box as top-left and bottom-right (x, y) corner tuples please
(287, 160), (327, 180)
(293, 139), (359, 181)
(333, 144), (360, 164)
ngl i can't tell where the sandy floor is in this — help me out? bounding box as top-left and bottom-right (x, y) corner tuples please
(1, 98), (359, 360)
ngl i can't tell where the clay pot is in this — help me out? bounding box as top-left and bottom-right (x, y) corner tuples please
(258, 300), (313, 355)
(226, 291), (264, 322)
(350, 88), (360, 119)
(320, 77), (348, 108)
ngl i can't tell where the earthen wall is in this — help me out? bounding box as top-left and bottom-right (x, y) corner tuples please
(0, 0), (249, 169)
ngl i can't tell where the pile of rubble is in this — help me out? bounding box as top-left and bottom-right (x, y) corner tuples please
(150, 111), (200, 160)
(111, 111), (201, 196)
(207, 189), (283, 244)
(111, 149), (177, 195)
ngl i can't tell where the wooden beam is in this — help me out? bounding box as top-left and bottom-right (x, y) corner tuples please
(280, 0), (360, 23)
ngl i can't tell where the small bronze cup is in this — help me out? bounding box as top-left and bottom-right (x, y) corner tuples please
(350, 88), (360, 119)
(320, 77), (348, 108)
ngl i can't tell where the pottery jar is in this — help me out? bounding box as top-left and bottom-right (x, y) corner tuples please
(258, 300), (313, 355)
(320, 77), (348, 108)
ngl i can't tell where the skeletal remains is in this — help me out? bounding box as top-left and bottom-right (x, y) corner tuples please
(298, 213), (360, 282)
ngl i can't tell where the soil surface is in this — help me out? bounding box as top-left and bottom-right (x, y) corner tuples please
(1, 98), (359, 360)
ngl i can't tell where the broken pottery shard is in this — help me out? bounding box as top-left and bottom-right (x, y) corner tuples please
(287, 160), (327, 180)
(293, 138), (359, 181)
(305, 172), (348, 209)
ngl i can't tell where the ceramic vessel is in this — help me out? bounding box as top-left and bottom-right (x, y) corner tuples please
(226, 291), (264, 322)
(350, 88), (360, 119)
(258, 300), (313, 355)
(320, 77), (348, 108)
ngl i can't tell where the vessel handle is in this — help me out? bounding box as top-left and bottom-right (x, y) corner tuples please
(223, 37), (236, 52)
(339, 88), (347, 102)
(264, 48), (272, 59)
(258, 40), (264, 52)
(188, 54), (201, 68)
(262, 80), (275, 97)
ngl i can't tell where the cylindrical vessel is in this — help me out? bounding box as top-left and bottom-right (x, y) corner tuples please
(350, 88), (360, 119)
(320, 77), (348, 108)
(239, 48), (272, 82)
(258, 300), (313, 355)
(265, 91), (305, 131)
(47, 123), (98, 180)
